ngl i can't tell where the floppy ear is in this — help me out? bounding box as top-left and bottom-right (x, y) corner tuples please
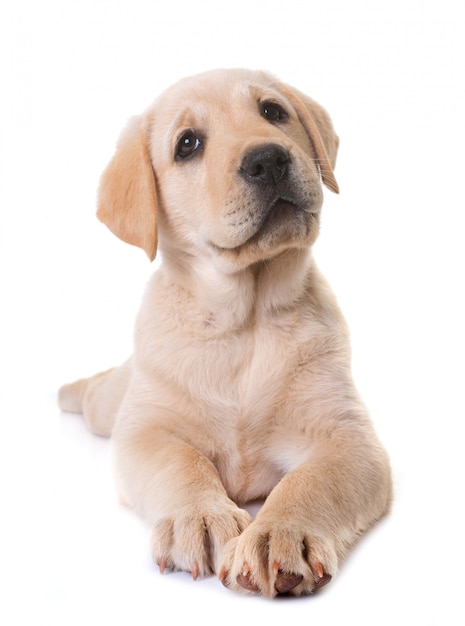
(275, 83), (339, 194)
(97, 114), (158, 261)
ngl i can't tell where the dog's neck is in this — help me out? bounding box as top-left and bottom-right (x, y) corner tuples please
(161, 247), (313, 331)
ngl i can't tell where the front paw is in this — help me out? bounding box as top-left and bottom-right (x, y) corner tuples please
(219, 520), (337, 597)
(151, 504), (251, 578)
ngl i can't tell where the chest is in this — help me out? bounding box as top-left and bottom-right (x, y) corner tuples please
(137, 270), (332, 409)
(134, 281), (333, 501)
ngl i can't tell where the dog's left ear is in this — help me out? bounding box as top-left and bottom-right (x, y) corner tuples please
(275, 83), (340, 194)
(97, 114), (158, 261)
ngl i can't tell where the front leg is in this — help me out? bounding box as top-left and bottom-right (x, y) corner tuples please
(113, 420), (251, 578)
(220, 429), (392, 596)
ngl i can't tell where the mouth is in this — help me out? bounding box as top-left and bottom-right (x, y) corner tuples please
(262, 198), (302, 226)
(209, 195), (319, 259)
(245, 197), (314, 245)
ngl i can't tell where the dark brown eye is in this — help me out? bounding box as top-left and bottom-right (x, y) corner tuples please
(261, 101), (288, 123)
(175, 130), (202, 160)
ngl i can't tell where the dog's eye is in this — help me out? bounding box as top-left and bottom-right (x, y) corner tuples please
(175, 130), (203, 161)
(261, 101), (288, 123)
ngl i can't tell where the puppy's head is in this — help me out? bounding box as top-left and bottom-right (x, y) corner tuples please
(97, 69), (339, 271)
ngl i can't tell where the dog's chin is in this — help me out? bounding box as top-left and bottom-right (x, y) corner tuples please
(211, 201), (319, 270)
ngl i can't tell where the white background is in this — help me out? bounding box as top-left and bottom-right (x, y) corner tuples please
(1, 1), (464, 624)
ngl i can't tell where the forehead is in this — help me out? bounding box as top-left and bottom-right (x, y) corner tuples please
(149, 69), (284, 137)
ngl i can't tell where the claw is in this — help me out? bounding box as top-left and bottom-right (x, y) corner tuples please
(158, 557), (167, 574)
(219, 567), (228, 586)
(191, 561), (199, 581)
(272, 560), (281, 576)
(314, 562), (324, 578)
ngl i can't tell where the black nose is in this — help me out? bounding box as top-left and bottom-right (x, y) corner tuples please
(240, 144), (290, 185)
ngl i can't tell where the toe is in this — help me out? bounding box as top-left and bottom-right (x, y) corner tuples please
(274, 571), (304, 594)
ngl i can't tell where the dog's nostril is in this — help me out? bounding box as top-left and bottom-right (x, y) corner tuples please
(249, 163), (266, 178)
(240, 144), (290, 185)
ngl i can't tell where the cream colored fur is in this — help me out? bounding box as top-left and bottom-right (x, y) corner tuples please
(59, 69), (391, 597)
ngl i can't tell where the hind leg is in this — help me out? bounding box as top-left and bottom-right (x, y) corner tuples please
(58, 358), (132, 436)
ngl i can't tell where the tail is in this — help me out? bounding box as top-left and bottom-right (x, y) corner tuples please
(58, 377), (91, 414)
(58, 363), (131, 437)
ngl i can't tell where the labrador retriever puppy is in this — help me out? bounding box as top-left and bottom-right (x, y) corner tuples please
(59, 68), (392, 597)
